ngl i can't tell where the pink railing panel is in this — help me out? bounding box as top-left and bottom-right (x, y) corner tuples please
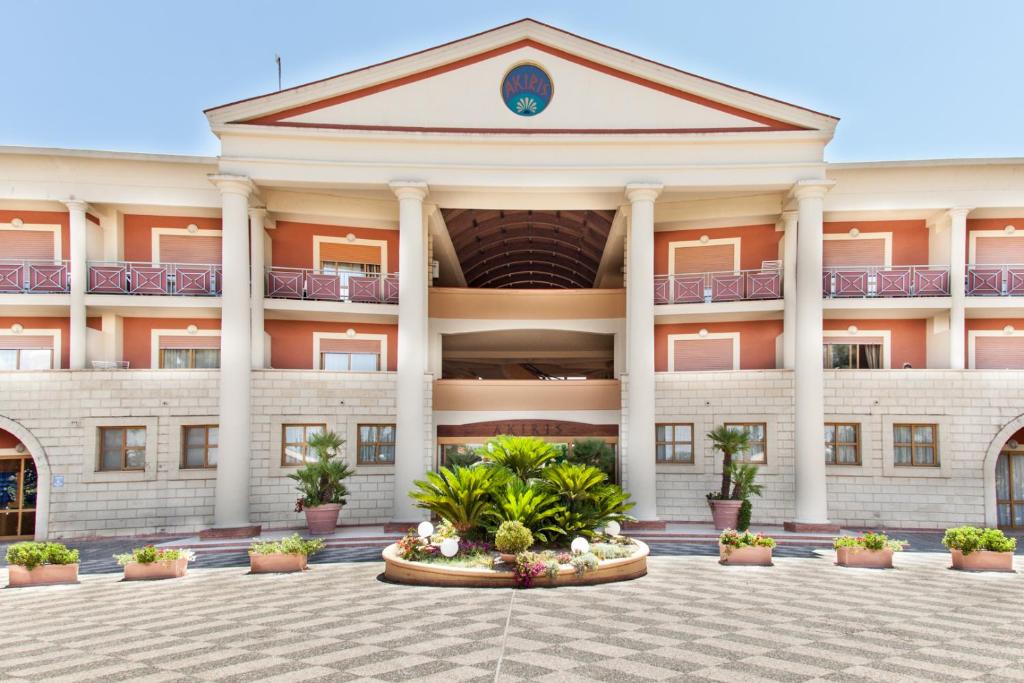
(383, 275), (400, 304)
(672, 275), (705, 303)
(710, 273), (743, 302)
(653, 276), (670, 304)
(349, 276), (381, 303)
(129, 266), (169, 295)
(305, 273), (341, 300)
(914, 269), (949, 296)
(266, 270), (303, 299)
(88, 265), (128, 293)
(0, 264), (24, 292)
(174, 266), (214, 295)
(745, 271), (781, 300)
(1008, 269), (1024, 296)
(877, 268), (910, 297)
(967, 268), (1001, 296)
(833, 270), (869, 297)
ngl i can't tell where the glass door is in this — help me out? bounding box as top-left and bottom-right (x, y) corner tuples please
(996, 451), (1024, 528)
(0, 455), (37, 539)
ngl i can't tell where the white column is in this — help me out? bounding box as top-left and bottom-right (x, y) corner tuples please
(948, 208), (971, 370)
(791, 180), (834, 527)
(781, 210), (798, 370)
(625, 183), (662, 522)
(64, 200), (89, 370)
(210, 175), (255, 529)
(249, 207), (267, 370)
(390, 181), (429, 523)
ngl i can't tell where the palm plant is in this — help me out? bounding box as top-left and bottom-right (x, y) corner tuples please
(288, 431), (353, 510)
(706, 425), (751, 500)
(541, 462), (634, 540)
(485, 479), (564, 544)
(729, 463), (763, 531)
(478, 435), (559, 481)
(409, 465), (503, 534)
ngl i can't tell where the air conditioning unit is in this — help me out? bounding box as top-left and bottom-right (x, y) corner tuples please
(90, 360), (130, 369)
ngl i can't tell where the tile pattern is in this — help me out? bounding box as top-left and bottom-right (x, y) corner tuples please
(1, 551), (1022, 682)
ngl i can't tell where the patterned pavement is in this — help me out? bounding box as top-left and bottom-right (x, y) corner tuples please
(1, 549), (1022, 682)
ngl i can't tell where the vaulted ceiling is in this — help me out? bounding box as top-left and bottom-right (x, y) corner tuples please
(442, 208), (615, 289)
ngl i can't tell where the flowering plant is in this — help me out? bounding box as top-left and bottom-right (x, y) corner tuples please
(719, 529), (776, 549)
(114, 545), (195, 566)
(833, 532), (905, 552)
(513, 552), (548, 588)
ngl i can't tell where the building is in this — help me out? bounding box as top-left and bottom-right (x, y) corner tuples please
(2, 19), (1023, 541)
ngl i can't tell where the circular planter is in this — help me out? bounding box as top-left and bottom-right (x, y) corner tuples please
(383, 540), (649, 588)
(836, 547), (893, 569)
(708, 499), (742, 530)
(719, 544), (773, 566)
(7, 563), (79, 588)
(123, 558), (189, 581)
(304, 504), (341, 534)
(949, 549), (1015, 572)
(249, 552), (309, 574)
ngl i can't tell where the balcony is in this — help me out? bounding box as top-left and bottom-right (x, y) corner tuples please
(0, 260), (70, 293)
(822, 265), (949, 298)
(654, 268), (782, 305)
(87, 261), (221, 296)
(265, 268), (398, 304)
(966, 264), (1024, 296)
(433, 379), (621, 412)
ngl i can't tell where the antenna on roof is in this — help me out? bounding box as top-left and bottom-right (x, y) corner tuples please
(275, 53), (282, 91)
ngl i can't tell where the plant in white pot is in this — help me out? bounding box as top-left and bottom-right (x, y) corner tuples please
(705, 426), (751, 530)
(289, 430), (353, 534)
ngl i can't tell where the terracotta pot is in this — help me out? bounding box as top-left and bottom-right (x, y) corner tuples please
(836, 547), (893, 569)
(708, 499), (742, 530)
(950, 549), (1015, 572)
(719, 544), (773, 566)
(7, 563), (79, 588)
(498, 553), (517, 564)
(123, 558), (189, 581)
(304, 503), (341, 534)
(249, 552), (309, 574)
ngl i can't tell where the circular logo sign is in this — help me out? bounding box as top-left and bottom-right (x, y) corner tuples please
(501, 64), (552, 117)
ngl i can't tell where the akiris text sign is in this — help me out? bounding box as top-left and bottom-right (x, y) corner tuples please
(501, 64), (552, 116)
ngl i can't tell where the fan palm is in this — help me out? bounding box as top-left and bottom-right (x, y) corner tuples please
(287, 430), (353, 508)
(485, 479), (564, 543)
(478, 435), (559, 481)
(409, 465), (503, 534)
(706, 425), (751, 499)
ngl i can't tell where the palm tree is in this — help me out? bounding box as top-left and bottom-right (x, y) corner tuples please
(706, 426), (751, 499)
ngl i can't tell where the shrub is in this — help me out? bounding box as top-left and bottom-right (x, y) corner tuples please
(942, 526), (1017, 555)
(250, 534), (325, 557)
(114, 546), (195, 566)
(568, 439), (616, 481)
(289, 430), (353, 511)
(5, 542), (79, 570)
(833, 532), (906, 552)
(495, 521), (533, 555)
(736, 499), (752, 532)
(719, 529), (776, 549)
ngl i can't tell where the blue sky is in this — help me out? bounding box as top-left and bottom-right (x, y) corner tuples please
(3, 0), (1022, 161)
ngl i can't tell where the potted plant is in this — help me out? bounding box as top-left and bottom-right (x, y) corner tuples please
(249, 534), (325, 573)
(729, 463), (763, 531)
(289, 430), (353, 534)
(115, 546), (195, 580)
(833, 532), (906, 568)
(495, 520), (533, 563)
(943, 526), (1017, 572)
(705, 426), (751, 530)
(718, 529), (775, 566)
(5, 542), (80, 587)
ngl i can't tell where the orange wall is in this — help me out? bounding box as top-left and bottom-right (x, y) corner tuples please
(824, 318), (926, 369)
(654, 320), (783, 372)
(0, 210), (71, 258)
(0, 316), (97, 369)
(122, 317), (221, 369)
(823, 220), (928, 266)
(964, 318), (1024, 368)
(264, 320), (398, 371)
(966, 218), (1024, 261)
(0, 429), (20, 448)
(123, 215), (223, 262)
(653, 224), (780, 274)
(271, 221), (399, 271)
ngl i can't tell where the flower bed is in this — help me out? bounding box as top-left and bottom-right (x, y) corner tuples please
(116, 546), (195, 580)
(718, 529), (775, 566)
(833, 532), (906, 569)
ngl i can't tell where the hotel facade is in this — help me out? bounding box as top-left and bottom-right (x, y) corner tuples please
(2, 20), (1024, 540)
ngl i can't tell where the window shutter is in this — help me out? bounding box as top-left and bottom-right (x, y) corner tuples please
(319, 338), (381, 353)
(974, 236), (1024, 265)
(0, 335), (54, 350)
(823, 238), (886, 267)
(157, 235), (222, 264)
(823, 335), (884, 345)
(673, 338), (734, 371)
(975, 336), (1024, 369)
(2, 230), (56, 260)
(159, 335), (220, 349)
(673, 244), (735, 274)
(319, 243), (382, 266)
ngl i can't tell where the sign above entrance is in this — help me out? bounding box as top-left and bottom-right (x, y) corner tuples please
(501, 63), (552, 116)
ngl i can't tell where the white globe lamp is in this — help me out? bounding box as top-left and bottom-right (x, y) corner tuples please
(439, 537), (459, 558)
(570, 537), (590, 554)
(417, 521), (434, 539)
(604, 521), (621, 537)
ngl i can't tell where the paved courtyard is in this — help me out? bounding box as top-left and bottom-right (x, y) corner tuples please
(1, 549), (1022, 682)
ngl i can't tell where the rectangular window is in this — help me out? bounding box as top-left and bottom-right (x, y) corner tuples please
(281, 424), (325, 466)
(182, 425), (218, 469)
(321, 352), (380, 372)
(825, 423), (861, 465)
(357, 424), (396, 465)
(724, 423), (767, 464)
(160, 348), (220, 369)
(98, 427), (146, 471)
(894, 423), (938, 467)
(655, 423), (694, 463)
(0, 348), (53, 370)
(823, 343), (882, 369)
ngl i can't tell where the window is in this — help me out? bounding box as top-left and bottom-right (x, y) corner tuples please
(281, 424), (325, 466)
(894, 424), (938, 467)
(98, 427), (146, 471)
(357, 424), (395, 465)
(656, 424), (694, 463)
(182, 425), (218, 469)
(825, 423), (860, 465)
(321, 352), (380, 372)
(724, 423), (767, 464)
(320, 261), (380, 276)
(160, 348), (220, 369)
(0, 348), (52, 370)
(823, 343), (882, 369)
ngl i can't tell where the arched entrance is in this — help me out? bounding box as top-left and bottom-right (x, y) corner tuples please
(0, 417), (50, 540)
(984, 417), (1024, 529)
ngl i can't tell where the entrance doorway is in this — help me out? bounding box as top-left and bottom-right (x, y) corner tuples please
(996, 450), (1024, 528)
(0, 452), (37, 539)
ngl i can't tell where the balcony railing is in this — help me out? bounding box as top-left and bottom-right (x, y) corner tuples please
(822, 265), (949, 298)
(654, 268), (782, 305)
(0, 260), (70, 293)
(265, 268), (398, 304)
(87, 261), (221, 296)
(966, 264), (1024, 296)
